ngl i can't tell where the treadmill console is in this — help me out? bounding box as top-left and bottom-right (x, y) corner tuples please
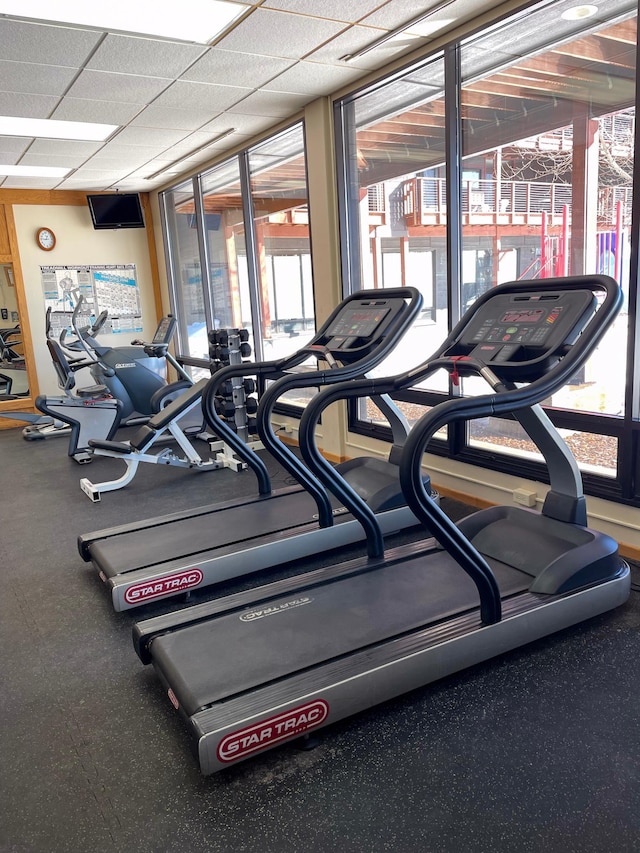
(449, 289), (597, 381)
(319, 298), (405, 361)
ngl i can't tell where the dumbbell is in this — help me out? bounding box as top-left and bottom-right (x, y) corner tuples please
(245, 396), (258, 414)
(243, 378), (256, 395)
(240, 342), (252, 358)
(211, 345), (231, 362)
(238, 329), (250, 342)
(247, 417), (258, 435)
(214, 398), (236, 418)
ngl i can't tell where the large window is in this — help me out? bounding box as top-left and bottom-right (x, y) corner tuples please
(247, 124), (315, 361)
(336, 54), (449, 390)
(162, 180), (207, 362)
(336, 0), (639, 500)
(161, 121), (316, 403)
(459, 1), (636, 476)
(201, 160), (252, 343)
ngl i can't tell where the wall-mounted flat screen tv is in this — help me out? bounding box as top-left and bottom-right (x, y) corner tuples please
(87, 193), (145, 229)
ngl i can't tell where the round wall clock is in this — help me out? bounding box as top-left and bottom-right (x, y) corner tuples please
(36, 227), (56, 251)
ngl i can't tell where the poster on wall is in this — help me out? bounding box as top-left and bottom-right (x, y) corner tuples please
(41, 264), (142, 336)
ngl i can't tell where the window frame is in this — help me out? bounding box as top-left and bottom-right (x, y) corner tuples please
(335, 0), (640, 506)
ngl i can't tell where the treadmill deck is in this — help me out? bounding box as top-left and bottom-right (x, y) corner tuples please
(150, 548), (529, 716)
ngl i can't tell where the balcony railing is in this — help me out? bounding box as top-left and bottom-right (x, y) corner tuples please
(402, 177), (632, 228)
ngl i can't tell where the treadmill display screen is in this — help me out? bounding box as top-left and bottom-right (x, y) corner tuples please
(327, 306), (390, 338)
(500, 309), (545, 324)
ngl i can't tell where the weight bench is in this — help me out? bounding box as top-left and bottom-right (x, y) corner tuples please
(79, 378), (247, 501)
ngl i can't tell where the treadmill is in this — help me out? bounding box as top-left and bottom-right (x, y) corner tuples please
(79, 287), (433, 612)
(132, 275), (630, 774)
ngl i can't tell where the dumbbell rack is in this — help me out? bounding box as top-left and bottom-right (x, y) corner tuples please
(209, 328), (262, 471)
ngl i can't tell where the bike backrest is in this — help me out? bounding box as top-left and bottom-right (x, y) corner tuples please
(47, 338), (76, 392)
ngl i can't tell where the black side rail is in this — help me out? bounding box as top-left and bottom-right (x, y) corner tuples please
(201, 287), (423, 510)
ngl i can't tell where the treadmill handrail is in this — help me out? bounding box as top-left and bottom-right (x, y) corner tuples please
(298, 356), (497, 563)
(297, 275), (622, 626)
(255, 289), (424, 527)
(201, 287), (423, 508)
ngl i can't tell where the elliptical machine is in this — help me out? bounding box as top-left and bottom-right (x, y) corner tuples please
(22, 298), (195, 463)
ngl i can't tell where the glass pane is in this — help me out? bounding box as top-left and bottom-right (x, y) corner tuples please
(337, 53), (449, 401)
(162, 180), (207, 361)
(248, 123), (316, 367)
(468, 419), (617, 478)
(365, 397), (447, 441)
(460, 0), (636, 418)
(201, 159), (254, 355)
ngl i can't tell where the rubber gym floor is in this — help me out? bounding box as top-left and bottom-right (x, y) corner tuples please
(1, 424), (639, 853)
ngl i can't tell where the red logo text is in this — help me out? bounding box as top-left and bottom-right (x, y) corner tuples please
(216, 699), (329, 763)
(123, 569), (203, 603)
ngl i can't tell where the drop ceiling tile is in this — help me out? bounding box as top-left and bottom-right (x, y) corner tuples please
(110, 125), (192, 147)
(67, 70), (172, 104)
(87, 152), (159, 171)
(0, 138), (31, 158)
(130, 104), (220, 131)
(0, 20), (102, 66)
(87, 34), (208, 78)
(0, 92), (60, 117)
(228, 89), (308, 117)
(151, 80), (250, 111)
(99, 179), (146, 190)
(57, 177), (119, 189)
(0, 176), (63, 189)
(214, 8), (347, 59)
(409, 0), (490, 32)
(51, 98), (144, 126)
(0, 154), (23, 166)
(181, 48), (296, 88)
(27, 139), (104, 157)
(160, 129), (239, 156)
(308, 24), (419, 69)
(361, 0), (452, 29)
(18, 151), (90, 168)
(62, 168), (131, 180)
(83, 155), (153, 172)
(264, 60), (365, 95)
(0, 60), (78, 97)
(93, 142), (164, 159)
(262, 0), (388, 23)
(200, 112), (275, 137)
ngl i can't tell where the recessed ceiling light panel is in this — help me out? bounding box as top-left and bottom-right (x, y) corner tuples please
(0, 116), (117, 141)
(0, 164), (70, 177)
(0, 0), (248, 43)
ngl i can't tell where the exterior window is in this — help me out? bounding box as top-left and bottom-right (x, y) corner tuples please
(460, 6), (636, 420)
(247, 124), (315, 362)
(161, 122), (316, 404)
(335, 54), (449, 399)
(162, 180), (207, 363)
(337, 0), (637, 497)
(468, 420), (618, 479)
(200, 159), (254, 352)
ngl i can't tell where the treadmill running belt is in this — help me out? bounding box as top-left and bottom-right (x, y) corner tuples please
(151, 552), (529, 717)
(91, 488), (328, 576)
